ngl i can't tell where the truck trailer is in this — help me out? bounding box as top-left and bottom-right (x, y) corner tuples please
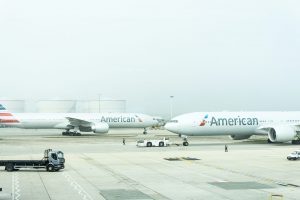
(0, 149), (65, 172)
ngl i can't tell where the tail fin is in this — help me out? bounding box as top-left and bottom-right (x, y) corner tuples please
(0, 104), (7, 111)
(0, 104), (19, 123)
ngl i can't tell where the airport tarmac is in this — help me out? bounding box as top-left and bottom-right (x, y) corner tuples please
(0, 128), (299, 200)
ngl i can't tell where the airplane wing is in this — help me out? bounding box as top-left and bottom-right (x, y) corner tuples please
(66, 117), (92, 127)
(256, 124), (300, 135)
(258, 124), (300, 130)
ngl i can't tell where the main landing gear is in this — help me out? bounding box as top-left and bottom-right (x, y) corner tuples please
(62, 130), (81, 136)
(292, 136), (300, 144)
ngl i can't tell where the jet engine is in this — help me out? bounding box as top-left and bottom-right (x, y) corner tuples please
(229, 135), (252, 140)
(91, 123), (109, 134)
(268, 126), (296, 143)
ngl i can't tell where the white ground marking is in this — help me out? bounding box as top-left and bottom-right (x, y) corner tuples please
(12, 173), (21, 200)
(62, 172), (94, 200)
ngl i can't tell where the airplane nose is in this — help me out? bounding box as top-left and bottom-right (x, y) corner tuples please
(165, 122), (178, 133)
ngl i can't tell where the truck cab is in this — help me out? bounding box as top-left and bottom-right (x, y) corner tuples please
(44, 149), (65, 171)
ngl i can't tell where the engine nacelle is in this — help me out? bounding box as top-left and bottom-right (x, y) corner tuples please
(229, 135), (252, 140)
(91, 123), (109, 134)
(268, 126), (296, 142)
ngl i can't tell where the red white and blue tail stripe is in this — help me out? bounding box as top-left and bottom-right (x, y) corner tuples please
(0, 104), (20, 123)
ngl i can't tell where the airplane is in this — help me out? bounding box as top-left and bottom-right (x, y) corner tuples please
(165, 112), (300, 146)
(0, 104), (160, 136)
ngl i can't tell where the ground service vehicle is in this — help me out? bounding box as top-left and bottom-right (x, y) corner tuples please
(0, 149), (65, 172)
(287, 150), (300, 160)
(137, 137), (170, 147)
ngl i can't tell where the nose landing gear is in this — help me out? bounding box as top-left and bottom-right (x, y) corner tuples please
(180, 135), (189, 146)
(143, 128), (148, 135)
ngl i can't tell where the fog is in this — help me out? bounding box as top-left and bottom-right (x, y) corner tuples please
(0, 0), (299, 118)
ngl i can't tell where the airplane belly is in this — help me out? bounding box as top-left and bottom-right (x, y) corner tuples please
(22, 121), (60, 129)
(185, 125), (256, 136)
(109, 122), (148, 128)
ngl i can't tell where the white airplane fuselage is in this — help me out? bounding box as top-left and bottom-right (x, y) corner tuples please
(165, 112), (300, 143)
(1, 113), (157, 130)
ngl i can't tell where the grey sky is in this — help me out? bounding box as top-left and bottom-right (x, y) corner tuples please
(0, 0), (299, 118)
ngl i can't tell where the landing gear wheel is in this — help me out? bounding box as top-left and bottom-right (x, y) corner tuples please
(143, 128), (147, 135)
(159, 142), (164, 147)
(183, 141), (189, 146)
(62, 130), (71, 136)
(75, 132), (81, 136)
(147, 142), (152, 147)
(292, 140), (300, 145)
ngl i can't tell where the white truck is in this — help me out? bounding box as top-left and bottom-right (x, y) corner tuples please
(137, 137), (170, 147)
(0, 149), (65, 172)
(287, 150), (300, 160)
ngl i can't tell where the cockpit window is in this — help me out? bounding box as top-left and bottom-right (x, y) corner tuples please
(154, 118), (164, 122)
(168, 120), (178, 123)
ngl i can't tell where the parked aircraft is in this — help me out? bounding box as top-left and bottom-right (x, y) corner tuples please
(0, 104), (159, 136)
(165, 112), (300, 146)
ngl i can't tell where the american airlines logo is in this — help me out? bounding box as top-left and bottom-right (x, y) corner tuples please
(135, 115), (143, 122)
(199, 114), (209, 126)
(100, 116), (137, 123)
(200, 115), (259, 126)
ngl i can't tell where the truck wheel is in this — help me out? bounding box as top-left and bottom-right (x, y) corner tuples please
(159, 142), (164, 147)
(5, 163), (14, 172)
(147, 142), (152, 147)
(183, 141), (189, 146)
(46, 164), (54, 172)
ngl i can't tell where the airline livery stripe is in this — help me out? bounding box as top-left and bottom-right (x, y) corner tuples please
(0, 119), (19, 123)
(0, 110), (10, 113)
(0, 113), (13, 116)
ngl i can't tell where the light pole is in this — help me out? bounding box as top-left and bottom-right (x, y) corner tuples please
(170, 96), (174, 119)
